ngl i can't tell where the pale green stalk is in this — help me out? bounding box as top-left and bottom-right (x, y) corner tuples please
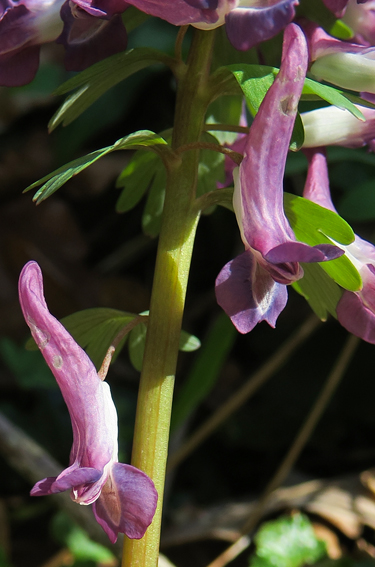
(122, 28), (217, 567)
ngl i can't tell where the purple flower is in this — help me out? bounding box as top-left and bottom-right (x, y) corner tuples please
(303, 148), (375, 344)
(301, 104), (375, 151)
(304, 21), (375, 93)
(19, 261), (157, 543)
(215, 24), (343, 334)
(0, 0), (127, 87)
(123, 0), (299, 51)
(0, 0), (64, 86)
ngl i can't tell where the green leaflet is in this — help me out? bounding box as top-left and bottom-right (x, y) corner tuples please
(292, 263), (342, 321)
(142, 166), (166, 237)
(49, 47), (175, 129)
(226, 64), (365, 121)
(249, 513), (327, 567)
(56, 308), (135, 371)
(51, 512), (115, 563)
(128, 317), (200, 372)
(24, 130), (170, 204)
(284, 193), (362, 292)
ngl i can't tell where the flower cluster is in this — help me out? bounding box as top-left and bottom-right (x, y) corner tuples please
(1, 0), (299, 86)
(19, 261), (158, 543)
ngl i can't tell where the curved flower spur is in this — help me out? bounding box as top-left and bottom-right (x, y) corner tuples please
(18, 261), (157, 543)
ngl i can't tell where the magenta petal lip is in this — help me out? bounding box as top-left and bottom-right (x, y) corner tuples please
(225, 0), (299, 51)
(19, 261), (157, 542)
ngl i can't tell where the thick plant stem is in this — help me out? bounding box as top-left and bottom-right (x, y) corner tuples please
(122, 29), (216, 567)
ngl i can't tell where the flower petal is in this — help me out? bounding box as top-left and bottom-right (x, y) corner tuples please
(92, 463), (158, 543)
(264, 241), (343, 264)
(322, 0), (349, 17)
(215, 251), (288, 333)
(337, 289), (375, 343)
(51, 467), (103, 494)
(124, 0), (220, 25)
(225, 0), (298, 51)
(57, 1), (127, 71)
(30, 476), (58, 496)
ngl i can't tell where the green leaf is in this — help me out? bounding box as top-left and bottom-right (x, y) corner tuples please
(226, 64), (364, 122)
(142, 165), (166, 237)
(60, 308), (136, 371)
(49, 47), (173, 129)
(24, 130), (169, 204)
(227, 64), (277, 116)
(249, 513), (327, 567)
(206, 95), (244, 145)
(116, 150), (159, 212)
(284, 192), (354, 245)
(179, 330), (201, 352)
(171, 313), (235, 431)
(128, 321), (148, 372)
(292, 263), (342, 320)
(51, 512), (115, 563)
(302, 78), (365, 120)
(289, 113), (304, 152)
(284, 192), (362, 292)
(128, 319), (200, 372)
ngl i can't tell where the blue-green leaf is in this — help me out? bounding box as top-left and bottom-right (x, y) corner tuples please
(49, 47), (174, 129)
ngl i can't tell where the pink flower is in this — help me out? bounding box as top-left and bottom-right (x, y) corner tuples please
(303, 148), (375, 344)
(19, 261), (157, 543)
(215, 24), (342, 334)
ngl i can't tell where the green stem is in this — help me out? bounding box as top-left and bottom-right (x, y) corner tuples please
(122, 28), (216, 567)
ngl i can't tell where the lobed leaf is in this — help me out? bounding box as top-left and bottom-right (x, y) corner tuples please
(24, 130), (169, 204)
(292, 263), (342, 321)
(284, 192), (362, 292)
(49, 48), (174, 129)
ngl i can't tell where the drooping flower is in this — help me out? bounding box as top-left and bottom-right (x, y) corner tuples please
(303, 148), (375, 344)
(304, 21), (375, 93)
(0, 0), (127, 87)
(19, 261), (157, 543)
(301, 104), (375, 151)
(215, 23), (343, 334)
